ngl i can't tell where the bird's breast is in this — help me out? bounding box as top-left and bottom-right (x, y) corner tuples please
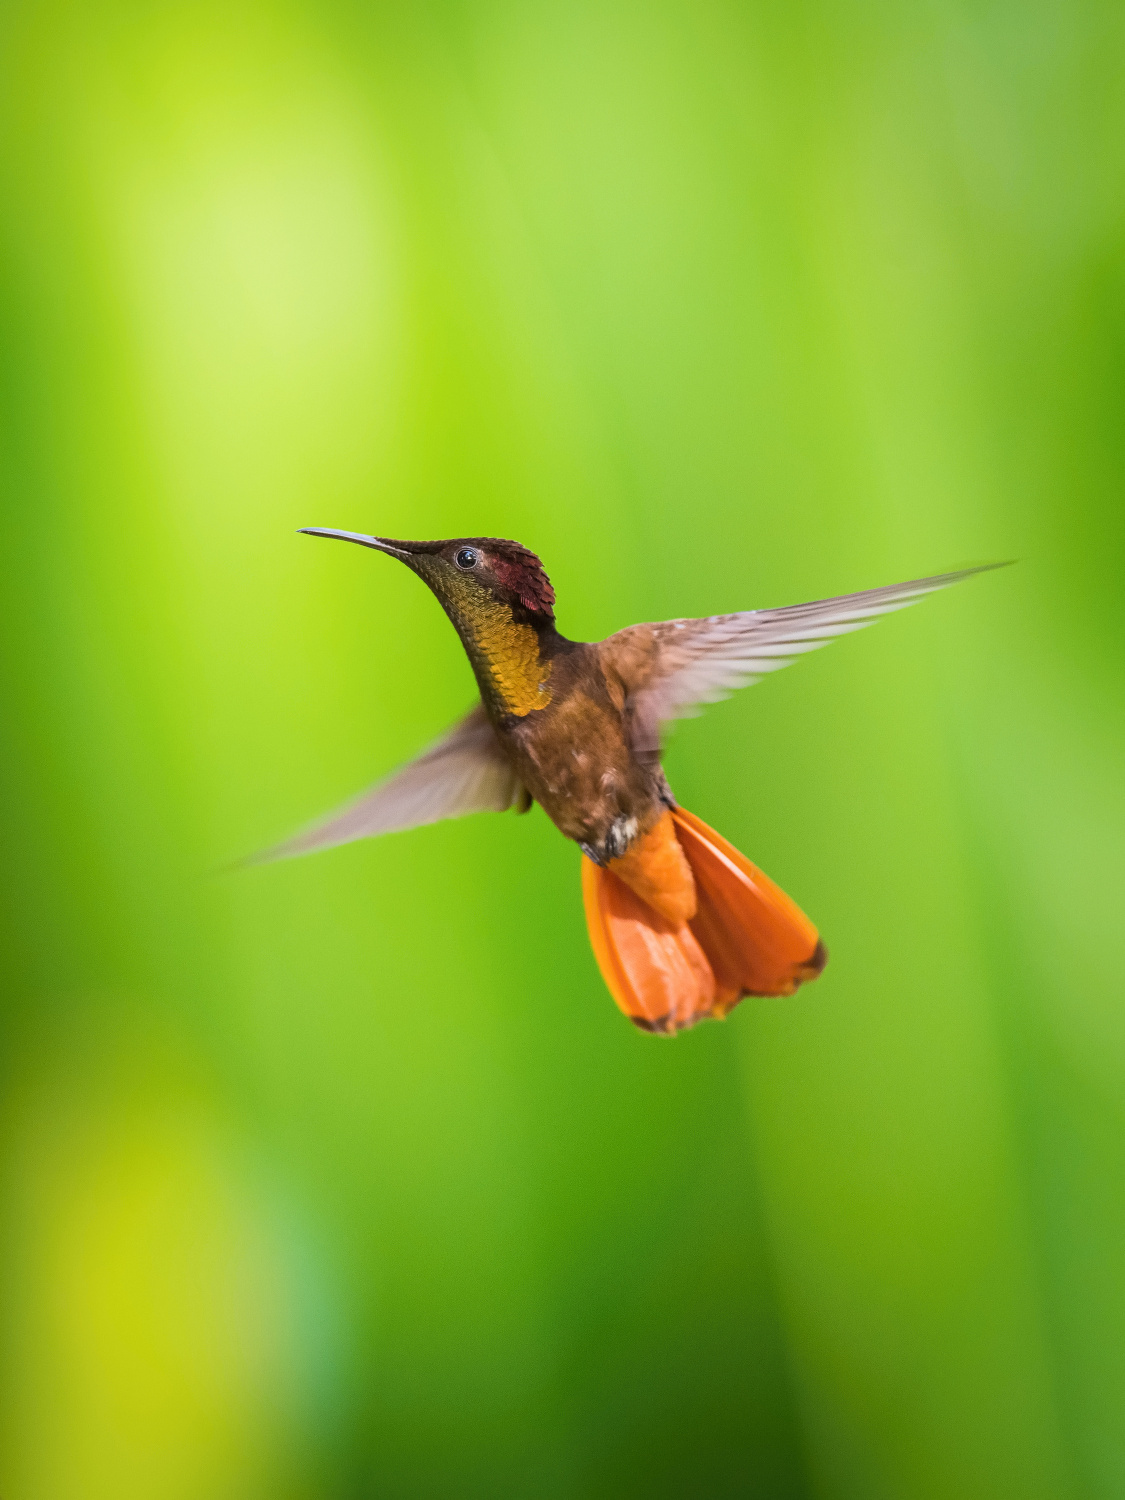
(504, 684), (663, 849)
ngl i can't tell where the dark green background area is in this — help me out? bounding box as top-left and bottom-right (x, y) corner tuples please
(0, 2), (1122, 1496)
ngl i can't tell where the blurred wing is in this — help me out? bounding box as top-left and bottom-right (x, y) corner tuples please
(607, 565), (1004, 756)
(254, 705), (521, 862)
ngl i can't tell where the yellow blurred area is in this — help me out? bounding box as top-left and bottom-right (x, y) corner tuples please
(0, 1014), (333, 1500)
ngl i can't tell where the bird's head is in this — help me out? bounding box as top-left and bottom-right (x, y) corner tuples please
(299, 529), (556, 628)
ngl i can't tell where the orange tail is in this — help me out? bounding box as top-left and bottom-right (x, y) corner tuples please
(582, 808), (827, 1035)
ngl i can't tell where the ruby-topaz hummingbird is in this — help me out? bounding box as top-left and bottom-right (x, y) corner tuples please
(262, 531), (1001, 1034)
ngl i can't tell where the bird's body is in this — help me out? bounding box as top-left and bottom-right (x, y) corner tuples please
(486, 635), (672, 862)
(266, 529), (1002, 1033)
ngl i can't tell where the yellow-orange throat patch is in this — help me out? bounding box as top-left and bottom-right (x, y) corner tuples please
(460, 590), (552, 715)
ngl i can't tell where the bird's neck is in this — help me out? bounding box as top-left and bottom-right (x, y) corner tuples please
(450, 595), (556, 718)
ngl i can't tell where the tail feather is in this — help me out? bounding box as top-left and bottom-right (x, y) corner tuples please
(581, 858), (715, 1034)
(671, 808), (826, 1003)
(582, 807), (826, 1034)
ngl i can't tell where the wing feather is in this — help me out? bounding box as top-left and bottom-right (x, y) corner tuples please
(253, 704), (521, 861)
(605, 565), (1005, 755)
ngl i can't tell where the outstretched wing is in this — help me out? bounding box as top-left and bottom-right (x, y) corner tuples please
(253, 705), (522, 862)
(603, 565), (1005, 757)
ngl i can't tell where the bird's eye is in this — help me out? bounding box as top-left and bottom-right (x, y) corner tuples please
(455, 547), (478, 569)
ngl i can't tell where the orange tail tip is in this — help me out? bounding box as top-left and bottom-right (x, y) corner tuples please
(582, 807), (827, 1034)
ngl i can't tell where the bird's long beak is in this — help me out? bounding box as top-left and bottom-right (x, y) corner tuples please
(298, 527), (413, 557)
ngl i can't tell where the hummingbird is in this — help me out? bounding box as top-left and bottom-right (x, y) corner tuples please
(265, 530), (1002, 1034)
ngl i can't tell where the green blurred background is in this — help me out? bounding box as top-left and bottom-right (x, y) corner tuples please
(1, 1), (1123, 1496)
